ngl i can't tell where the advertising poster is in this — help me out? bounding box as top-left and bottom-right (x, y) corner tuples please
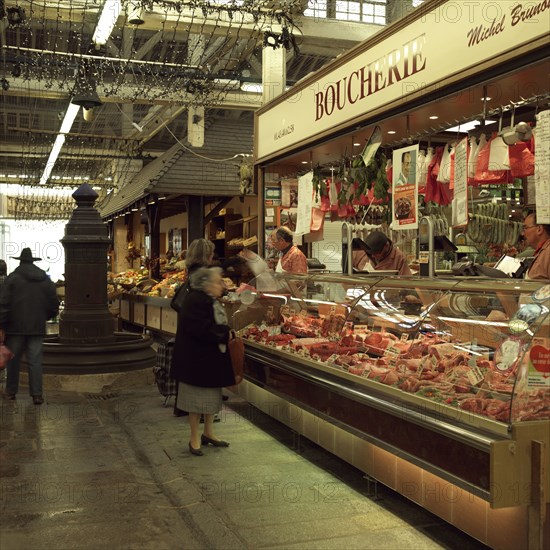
(452, 137), (469, 227)
(392, 144), (419, 230)
(527, 337), (550, 388)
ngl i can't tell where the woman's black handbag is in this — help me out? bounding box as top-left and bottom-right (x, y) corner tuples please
(170, 281), (190, 312)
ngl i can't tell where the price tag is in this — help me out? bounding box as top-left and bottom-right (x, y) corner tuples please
(467, 365), (484, 386)
(419, 251), (429, 264)
(416, 362), (424, 378)
(289, 308), (296, 316)
(326, 354), (340, 364)
(330, 305), (336, 315)
(441, 333), (452, 342)
(430, 355), (438, 369)
(400, 333), (409, 341)
(387, 355), (398, 367)
(280, 305), (290, 316)
(385, 345), (401, 357)
(299, 309), (308, 317)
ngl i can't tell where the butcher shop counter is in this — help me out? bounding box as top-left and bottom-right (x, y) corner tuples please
(229, 273), (550, 549)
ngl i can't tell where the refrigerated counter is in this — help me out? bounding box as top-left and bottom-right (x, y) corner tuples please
(228, 273), (550, 549)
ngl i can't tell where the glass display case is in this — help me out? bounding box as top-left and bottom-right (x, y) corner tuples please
(230, 273), (549, 427)
(227, 272), (550, 511)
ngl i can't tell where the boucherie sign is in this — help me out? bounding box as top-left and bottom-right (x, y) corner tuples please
(256, 0), (549, 161)
(315, 34), (426, 122)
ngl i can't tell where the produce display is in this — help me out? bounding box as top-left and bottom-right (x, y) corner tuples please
(108, 269), (150, 299)
(241, 310), (549, 425)
(148, 270), (187, 298)
(111, 268), (237, 299)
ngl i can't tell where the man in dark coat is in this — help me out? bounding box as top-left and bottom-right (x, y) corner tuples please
(0, 248), (59, 404)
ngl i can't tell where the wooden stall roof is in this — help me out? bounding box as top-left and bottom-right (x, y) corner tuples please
(99, 115), (253, 218)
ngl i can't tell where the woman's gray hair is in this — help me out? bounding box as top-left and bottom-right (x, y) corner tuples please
(189, 266), (223, 290)
(186, 238), (215, 268)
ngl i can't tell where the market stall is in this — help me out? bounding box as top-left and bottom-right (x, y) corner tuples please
(248, 0), (550, 546)
(253, 0), (549, 272)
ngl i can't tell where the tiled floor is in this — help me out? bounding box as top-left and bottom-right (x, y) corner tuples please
(0, 379), (490, 550)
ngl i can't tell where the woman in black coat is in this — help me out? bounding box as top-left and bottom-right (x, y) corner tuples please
(172, 238), (216, 417)
(171, 266), (235, 456)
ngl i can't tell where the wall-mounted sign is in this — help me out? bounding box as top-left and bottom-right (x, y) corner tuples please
(256, 1), (549, 161)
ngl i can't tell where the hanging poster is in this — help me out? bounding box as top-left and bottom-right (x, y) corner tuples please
(534, 110), (550, 223)
(295, 171), (313, 236)
(392, 144), (419, 230)
(452, 137), (468, 227)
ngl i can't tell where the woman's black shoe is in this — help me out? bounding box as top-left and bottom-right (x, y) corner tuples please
(173, 409), (189, 417)
(201, 435), (229, 447)
(188, 442), (204, 456)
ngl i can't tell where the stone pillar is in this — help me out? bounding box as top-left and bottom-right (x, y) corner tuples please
(59, 183), (115, 344)
(262, 46), (286, 104)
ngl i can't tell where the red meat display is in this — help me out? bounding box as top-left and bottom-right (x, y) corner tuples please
(241, 310), (549, 424)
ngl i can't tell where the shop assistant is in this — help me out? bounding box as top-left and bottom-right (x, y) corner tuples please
(270, 227), (308, 274)
(522, 212), (550, 281)
(363, 230), (412, 276)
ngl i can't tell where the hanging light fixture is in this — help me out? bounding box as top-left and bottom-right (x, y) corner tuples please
(71, 62), (103, 109)
(72, 87), (102, 109)
(127, 1), (145, 25)
(263, 31), (280, 49)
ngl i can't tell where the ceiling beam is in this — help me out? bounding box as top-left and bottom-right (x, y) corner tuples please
(23, 6), (370, 50)
(3, 79), (263, 110)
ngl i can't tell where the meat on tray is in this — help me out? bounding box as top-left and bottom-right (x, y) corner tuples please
(240, 313), (549, 423)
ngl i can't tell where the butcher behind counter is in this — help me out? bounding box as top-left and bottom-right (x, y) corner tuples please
(357, 231), (412, 276)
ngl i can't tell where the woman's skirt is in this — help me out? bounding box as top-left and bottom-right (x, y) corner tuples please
(176, 382), (222, 414)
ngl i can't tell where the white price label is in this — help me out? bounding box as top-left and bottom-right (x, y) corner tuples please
(385, 345), (401, 357)
(467, 366), (484, 386)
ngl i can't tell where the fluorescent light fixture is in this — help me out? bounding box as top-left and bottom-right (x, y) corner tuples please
(39, 103), (80, 185)
(445, 120), (496, 133)
(241, 82), (262, 93)
(92, 0), (122, 46)
(387, 130), (396, 134)
(214, 78), (241, 89)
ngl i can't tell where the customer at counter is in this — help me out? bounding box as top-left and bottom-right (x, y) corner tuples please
(522, 212), (550, 281)
(270, 227), (308, 274)
(363, 231), (412, 276)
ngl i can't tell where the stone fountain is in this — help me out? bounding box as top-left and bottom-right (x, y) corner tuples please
(41, 184), (155, 392)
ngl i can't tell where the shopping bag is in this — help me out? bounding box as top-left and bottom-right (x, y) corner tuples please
(0, 335), (13, 369)
(228, 332), (244, 385)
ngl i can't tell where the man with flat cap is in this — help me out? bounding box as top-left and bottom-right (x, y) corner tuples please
(0, 248), (59, 404)
(363, 231), (412, 276)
